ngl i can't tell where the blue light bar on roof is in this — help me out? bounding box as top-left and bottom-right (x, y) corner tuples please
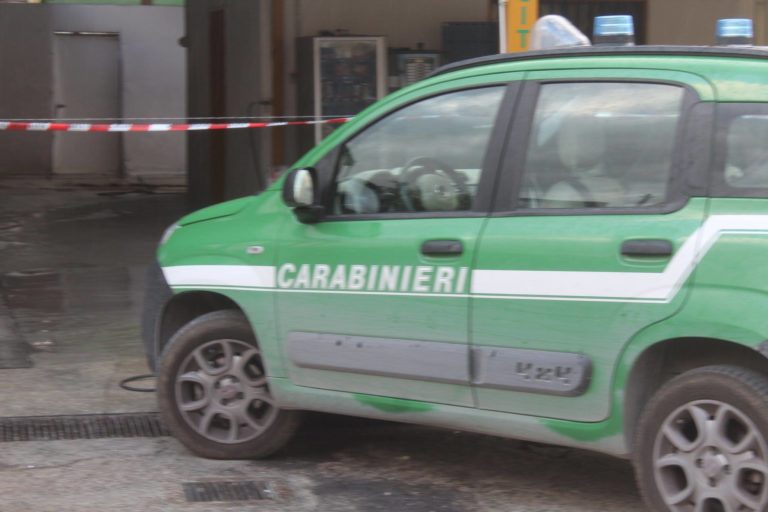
(593, 15), (635, 46)
(716, 19), (754, 46)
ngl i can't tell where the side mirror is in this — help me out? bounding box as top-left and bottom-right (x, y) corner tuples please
(282, 168), (324, 223)
(283, 168), (315, 207)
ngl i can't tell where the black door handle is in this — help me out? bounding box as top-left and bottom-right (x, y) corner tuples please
(421, 240), (463, 256)
(621, 239), (674, 258)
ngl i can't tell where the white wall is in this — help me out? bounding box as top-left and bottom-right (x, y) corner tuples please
(52, 5), (185, 179)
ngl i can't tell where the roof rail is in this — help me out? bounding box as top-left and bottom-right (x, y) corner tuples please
(431, 45), (768, 78)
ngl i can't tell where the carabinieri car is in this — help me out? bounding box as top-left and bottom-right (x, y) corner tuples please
(144, 44), (768, 512)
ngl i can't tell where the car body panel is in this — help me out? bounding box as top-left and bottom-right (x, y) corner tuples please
(472, 199), (708, 421)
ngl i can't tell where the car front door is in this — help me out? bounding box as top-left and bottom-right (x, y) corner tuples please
(470, 73), (712, 421)
(276, 82), (517, 406)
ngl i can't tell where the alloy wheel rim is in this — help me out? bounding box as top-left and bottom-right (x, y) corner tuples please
(174, 338), (277, 444)
(653, 399), (768, 512)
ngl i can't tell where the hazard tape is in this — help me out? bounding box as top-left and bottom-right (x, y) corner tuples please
(0, 117), (352, 132)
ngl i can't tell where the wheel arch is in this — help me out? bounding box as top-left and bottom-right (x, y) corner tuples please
(152, 291), (246, 370)
(623, 336), (768, 453)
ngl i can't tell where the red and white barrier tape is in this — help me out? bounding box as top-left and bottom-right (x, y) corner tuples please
(0, 117), (352, 132)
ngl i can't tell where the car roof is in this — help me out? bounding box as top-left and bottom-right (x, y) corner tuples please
(431, 45), (768, 78)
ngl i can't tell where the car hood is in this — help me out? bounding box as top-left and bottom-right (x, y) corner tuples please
(177, 196), (256, 226)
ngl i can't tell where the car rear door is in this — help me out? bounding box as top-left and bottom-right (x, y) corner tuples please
(470, 70), (713, 421)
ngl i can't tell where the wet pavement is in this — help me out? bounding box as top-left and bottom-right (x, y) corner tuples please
(0, 182), (646, 511)
(0, 182), (187, 415)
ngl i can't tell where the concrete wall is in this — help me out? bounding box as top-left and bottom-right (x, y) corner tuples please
(0, 4), (185, 180)
(185, 0), (269, 208)
(185, 0), (218, 207)
(0, 7), (54, 175)
(221, 1), (271, 200)
(294, 0), (490, 49)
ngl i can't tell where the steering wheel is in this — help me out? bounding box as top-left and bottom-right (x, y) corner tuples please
(398, 157), (471, 212)
(337, 171), (399, 214)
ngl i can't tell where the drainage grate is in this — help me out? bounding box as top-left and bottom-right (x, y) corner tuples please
(0, 412), (169, 442)
(183, 481), (275, 503)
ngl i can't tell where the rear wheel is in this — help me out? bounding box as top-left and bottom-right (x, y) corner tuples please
(635, 365), (768, 512)
(157, 310), (301, 459)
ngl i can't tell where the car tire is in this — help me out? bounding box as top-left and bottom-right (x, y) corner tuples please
(634, 365), (768, 512)
(157, 309), (301, 459)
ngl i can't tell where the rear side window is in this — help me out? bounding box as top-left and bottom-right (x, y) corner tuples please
(713, 104), (768, 196)
(518, 82), (684, 210)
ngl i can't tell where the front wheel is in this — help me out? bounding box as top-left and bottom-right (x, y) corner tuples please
(635, 365), (768, 512)
(157, 310), (301, 459)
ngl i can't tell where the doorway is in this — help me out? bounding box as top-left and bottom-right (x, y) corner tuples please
(52, 32), (121, 176)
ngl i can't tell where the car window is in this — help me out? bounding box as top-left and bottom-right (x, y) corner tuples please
(710, 104), (768, 198)
(518, 82), (684, 210)
(725, 115), (768, 188)
(332, 87), (505, 215)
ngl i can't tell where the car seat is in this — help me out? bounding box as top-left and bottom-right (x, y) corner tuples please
(542, 115), (624, 208)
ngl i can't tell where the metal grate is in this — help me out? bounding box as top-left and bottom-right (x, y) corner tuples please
(183, 481), (275, 502)
(0, 412), (168, 442)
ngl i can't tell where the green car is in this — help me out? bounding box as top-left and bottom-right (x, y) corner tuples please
(145, 44), (768, 512)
